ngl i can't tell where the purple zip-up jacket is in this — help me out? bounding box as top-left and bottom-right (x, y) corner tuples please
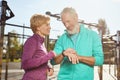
(21, 34), (55, 80)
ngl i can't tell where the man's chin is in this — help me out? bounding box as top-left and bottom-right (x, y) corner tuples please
(68, 32), (77, 35)
(67, 30), (77, 34)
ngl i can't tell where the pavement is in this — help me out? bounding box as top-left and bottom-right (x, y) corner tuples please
(1, 62), (118, 80)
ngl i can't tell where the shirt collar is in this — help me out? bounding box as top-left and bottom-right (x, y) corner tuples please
(33, 34), (45, 43)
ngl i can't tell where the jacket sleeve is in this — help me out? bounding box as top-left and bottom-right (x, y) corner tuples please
(50, 36), (64, 65)
(21, 38), (55, 70)
(92, 32), (104, 66)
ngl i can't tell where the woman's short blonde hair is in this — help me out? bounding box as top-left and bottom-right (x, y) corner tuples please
(30, 14), (50, 33)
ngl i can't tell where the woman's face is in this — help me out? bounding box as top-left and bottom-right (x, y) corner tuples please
(37, 21), (51, 37)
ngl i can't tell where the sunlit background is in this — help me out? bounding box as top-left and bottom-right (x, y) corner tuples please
(5, 0), (120, 39)
(1, 0), (120, 80)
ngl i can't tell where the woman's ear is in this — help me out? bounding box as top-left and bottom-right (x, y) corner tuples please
(36, 27), (41, 31)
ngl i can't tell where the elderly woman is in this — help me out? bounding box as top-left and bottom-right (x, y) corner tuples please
(21, 14), (56, 80)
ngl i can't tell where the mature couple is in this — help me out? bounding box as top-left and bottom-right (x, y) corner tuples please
(21, 7), (104, 80)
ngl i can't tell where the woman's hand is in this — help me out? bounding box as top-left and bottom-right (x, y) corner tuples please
(52, 51), (57, 57)
(47, 68), (54, 76)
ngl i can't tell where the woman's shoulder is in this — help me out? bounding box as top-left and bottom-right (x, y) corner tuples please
(24, 35), (37, 46)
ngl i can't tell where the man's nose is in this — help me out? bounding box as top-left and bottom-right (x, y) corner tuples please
(65, 23), (69, 28)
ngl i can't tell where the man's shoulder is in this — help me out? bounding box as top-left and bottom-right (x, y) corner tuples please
(82, 27), (100, 39)
(59, 32), (67, 38)
(83, 27), (98, 35)
(55, 33), (68, 43)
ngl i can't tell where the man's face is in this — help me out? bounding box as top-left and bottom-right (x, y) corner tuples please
(61, 13), (78, 34)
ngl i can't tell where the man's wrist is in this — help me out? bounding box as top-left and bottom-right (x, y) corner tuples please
(62, 50), (65, 57)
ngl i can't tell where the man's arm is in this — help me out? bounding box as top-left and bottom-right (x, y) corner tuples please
(77, 32), (104, 66)
(77, 55), (95, 66)
(53, 53), (64, 64)
(53, 48), (79, 64)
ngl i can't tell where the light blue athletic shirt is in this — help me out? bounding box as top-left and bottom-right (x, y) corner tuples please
(69, 33), (79, 44)
(51, 25), (104, 80)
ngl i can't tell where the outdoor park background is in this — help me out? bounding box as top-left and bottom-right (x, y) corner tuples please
(1, 0), (120, 80)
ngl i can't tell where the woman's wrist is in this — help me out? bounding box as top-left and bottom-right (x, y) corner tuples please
(52, 51), (56, 57)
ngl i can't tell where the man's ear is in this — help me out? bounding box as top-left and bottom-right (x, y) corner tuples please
(74, 14), (78, 21)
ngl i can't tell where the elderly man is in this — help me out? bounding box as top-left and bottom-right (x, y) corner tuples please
(51, 7), (104, 80)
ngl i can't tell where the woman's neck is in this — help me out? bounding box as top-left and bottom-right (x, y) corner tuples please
(36, 32), (45, 38)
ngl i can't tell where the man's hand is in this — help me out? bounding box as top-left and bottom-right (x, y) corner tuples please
(63, 48), (79, 64)
(63, 48), (76, 56)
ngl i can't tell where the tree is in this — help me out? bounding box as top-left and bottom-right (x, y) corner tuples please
(97, 18), (110, 35)
(4, 30), (23, 61)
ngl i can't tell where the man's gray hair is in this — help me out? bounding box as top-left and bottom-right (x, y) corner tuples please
(61, 7), (77, 16)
